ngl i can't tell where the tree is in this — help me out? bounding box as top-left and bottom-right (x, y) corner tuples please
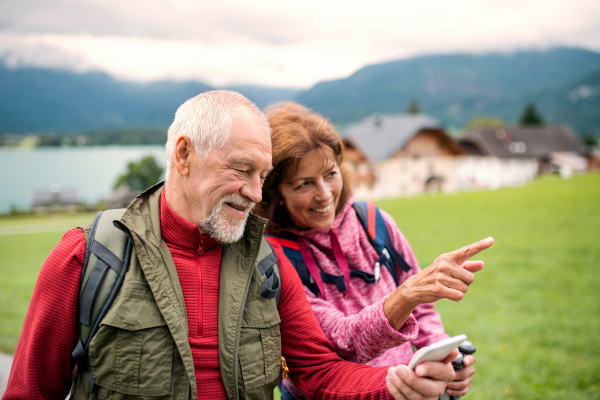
(465, 116), (506, 131)
(407, 100), (421, 114)
(113, 155), (164, 191)
(519, 103), (545, 126)
(580, 133), (600, 147)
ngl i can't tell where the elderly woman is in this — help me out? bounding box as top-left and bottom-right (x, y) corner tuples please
(255, 103), (493, 400)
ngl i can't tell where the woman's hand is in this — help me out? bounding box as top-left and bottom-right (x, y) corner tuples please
(446, 355), (476, 397)
(384, 237), (494, 329)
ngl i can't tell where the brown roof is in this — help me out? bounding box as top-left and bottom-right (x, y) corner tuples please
(463, 126), (585, 159)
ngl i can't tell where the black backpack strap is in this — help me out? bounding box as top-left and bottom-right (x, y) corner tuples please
(72, 209), (132, 399)
(257, 236), (282, 309)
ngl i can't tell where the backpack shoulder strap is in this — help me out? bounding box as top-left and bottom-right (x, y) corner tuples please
(352, 201), (412, 285)
(352, 200), (386, 249)
(256, 236), (282, 309)
(72, 209), (132, 379)
(265, 233), (320, 298)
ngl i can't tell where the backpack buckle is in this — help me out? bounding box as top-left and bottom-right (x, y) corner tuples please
(374, 262), (381, 283)
(281, 356), (289, 380)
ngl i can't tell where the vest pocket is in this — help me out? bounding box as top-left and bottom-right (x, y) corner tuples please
(89, 283), (173, 397)
(238, 322), (281, 391)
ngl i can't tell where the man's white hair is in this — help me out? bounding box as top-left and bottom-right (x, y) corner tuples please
(165, 90), (269, 180)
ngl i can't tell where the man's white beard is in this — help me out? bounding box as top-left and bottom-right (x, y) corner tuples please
(199, 194), (255, 243)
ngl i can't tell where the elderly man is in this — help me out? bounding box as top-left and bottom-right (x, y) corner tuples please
(5, 91), (456, 400)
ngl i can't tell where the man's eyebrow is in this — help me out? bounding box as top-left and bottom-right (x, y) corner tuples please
(230, 157), (254, 166)
(231, 158), (273, 173)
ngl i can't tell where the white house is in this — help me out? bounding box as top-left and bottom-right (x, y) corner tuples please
(342, 113), (538, 200)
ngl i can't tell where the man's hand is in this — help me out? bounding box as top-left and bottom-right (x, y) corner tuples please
(446, 354), (476, 397)
(386, 350), (457, 400)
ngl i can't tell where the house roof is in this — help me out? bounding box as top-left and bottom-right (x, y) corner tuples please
(341, 113), (442, 162)
(464, 126), (585, 159)
(33, 190), (78, 207)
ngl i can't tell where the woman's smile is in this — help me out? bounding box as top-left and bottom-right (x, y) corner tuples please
(311, 203), (333, 214)
(278, 149), (343, 230)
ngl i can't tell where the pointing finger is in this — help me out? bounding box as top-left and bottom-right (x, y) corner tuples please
(447, 237), (494, 265)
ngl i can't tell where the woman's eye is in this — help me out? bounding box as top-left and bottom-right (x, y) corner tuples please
(297, 181), (310, 189)
(326, 171), (337, 178)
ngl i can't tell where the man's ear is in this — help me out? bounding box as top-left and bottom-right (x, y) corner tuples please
(174, 136), (193, 177)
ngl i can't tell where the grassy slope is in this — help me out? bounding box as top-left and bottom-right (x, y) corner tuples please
(0, 213), (96, 354)
(378, 173), (600, 399)
(1, 176), (598, 398)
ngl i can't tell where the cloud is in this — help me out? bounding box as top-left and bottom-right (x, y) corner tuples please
(0, 0), (309, 45)
(0, 0), (599, 87)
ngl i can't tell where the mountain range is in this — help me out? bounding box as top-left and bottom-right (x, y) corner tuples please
(1, 47), (599, 136)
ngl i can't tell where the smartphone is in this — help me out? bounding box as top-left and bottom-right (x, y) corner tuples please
(408, 334), (467, 370)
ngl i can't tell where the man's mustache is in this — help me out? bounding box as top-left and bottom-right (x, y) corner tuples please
(221, 194), (255, 213)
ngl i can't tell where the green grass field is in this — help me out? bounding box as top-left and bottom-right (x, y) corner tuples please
(1, 174), (599, 398)
(378, 173), (600, 399)
(0, 212), (96, 354)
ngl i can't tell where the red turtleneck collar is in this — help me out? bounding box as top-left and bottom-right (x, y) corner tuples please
(160, 189), (220, 254)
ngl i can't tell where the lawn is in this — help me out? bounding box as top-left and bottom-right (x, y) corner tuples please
(0, 212), (96, 354)
(378, 173), (600, 399)
(1, 175), (599, 399)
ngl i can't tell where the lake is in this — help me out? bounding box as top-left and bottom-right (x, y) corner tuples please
(0, 146), (167, 213)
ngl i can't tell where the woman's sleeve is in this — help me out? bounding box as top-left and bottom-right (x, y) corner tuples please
(380, 210), (449, 349)
(305, 288), (418, 364)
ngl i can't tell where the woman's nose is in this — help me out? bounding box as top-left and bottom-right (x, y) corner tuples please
(314, 180), (332, 201)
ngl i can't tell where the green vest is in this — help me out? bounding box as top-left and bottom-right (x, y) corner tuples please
(72, 182), (281, 400)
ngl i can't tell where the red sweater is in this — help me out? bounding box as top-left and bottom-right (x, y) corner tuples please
(4, 192), (391, 399)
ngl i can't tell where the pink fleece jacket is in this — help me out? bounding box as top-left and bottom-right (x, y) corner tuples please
(281, 197), (449, 397)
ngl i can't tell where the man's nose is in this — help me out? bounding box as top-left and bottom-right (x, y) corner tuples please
(240, 175), (263, 204)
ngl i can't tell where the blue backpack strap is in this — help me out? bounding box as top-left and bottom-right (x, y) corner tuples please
(352, 201), (411, 286)
(265, 233), (320, 297)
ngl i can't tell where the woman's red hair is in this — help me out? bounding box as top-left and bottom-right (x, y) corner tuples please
(255, 102), (351, 232)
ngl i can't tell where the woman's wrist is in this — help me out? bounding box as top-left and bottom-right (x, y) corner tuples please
(383, 286), (416, 330)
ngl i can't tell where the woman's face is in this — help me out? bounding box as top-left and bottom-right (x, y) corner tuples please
(278, 149), (343, 230)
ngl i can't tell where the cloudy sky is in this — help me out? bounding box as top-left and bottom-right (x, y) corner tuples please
(1, 0), (599, 88)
